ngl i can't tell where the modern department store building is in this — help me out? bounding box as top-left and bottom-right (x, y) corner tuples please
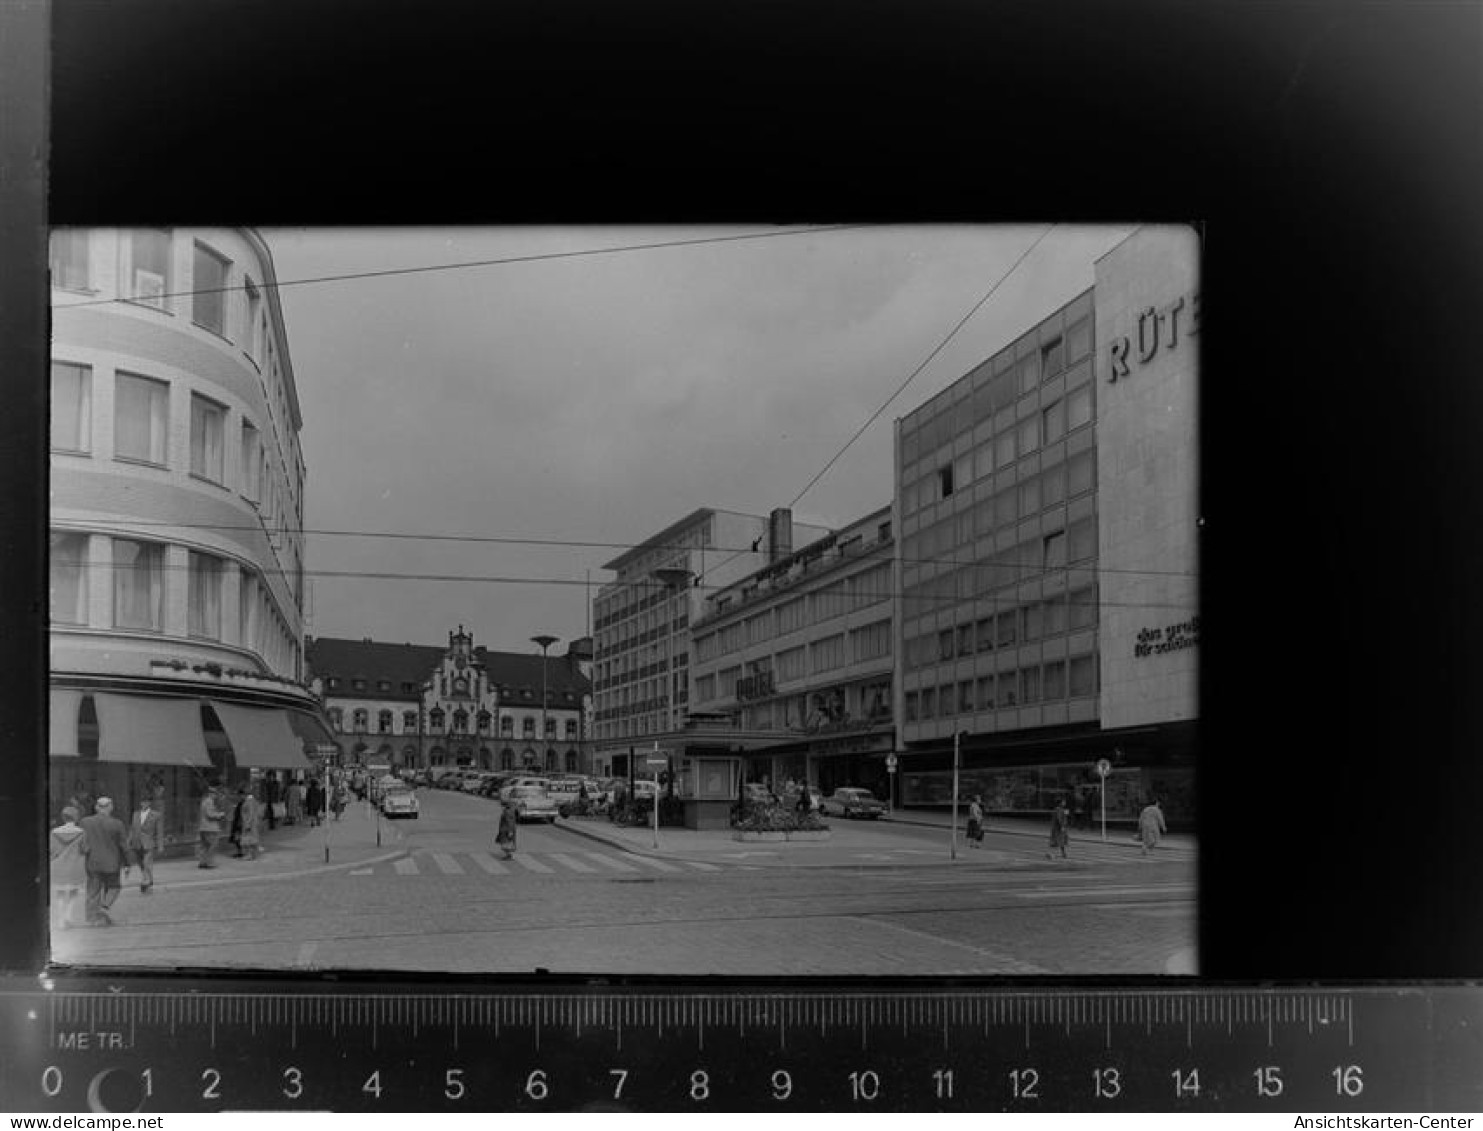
(892, 226), (1198, 826)
(48, 227), (333, 848)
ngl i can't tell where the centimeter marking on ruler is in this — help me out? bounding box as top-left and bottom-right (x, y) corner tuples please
(46, 989), (1355, 1049)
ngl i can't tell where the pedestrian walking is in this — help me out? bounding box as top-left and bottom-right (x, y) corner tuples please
(1138, 798), (1166, 856)
(305, 777), (324, 827)
(79, 798), (133, 927)
(330, 781), (348, 821)
(49, 806), (87, 930)
(238, 786), (262, 860)
(263, 774), (281, 831)
(967, 795), (985, 847)
(495, 799), (518, 859)
(1047, 797), (1071, 860)
(197, 784), (226, 869)
(126, 796), (164, 894)
(286, 779), (304, 826)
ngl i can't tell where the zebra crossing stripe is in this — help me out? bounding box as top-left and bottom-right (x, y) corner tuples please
(620, 853), (682, 873)
(548, 853), (598, 873)
(583, 852), (640, 873)
(393, 857), (419, 875)
(511, 853), (556, 874)
(469, 851), (510, 875)
(431, 852), (466, 875)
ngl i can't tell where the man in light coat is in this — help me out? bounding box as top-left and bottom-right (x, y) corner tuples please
(127, 796), (165, 893)
(1138, 798), (1167, 856)
(197, 784), (226, 869)
(79, 797), (133, 926)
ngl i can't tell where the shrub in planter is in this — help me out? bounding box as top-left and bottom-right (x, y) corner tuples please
(731, 806), (831, 833)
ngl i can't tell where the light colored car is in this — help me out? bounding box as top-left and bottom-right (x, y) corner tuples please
(380, 786), (420, 819)
(499, 776), (551, 801)
(506, 785), (559, 823)
(822, 787), (887, 819)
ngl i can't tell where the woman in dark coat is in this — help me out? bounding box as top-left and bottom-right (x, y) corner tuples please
(1047, 798), (1071, 859)
(305, 778), (325, 827)
(496, 800), (518, 859)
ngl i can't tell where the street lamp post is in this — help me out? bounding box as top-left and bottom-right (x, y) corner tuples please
(951, 729), (964, 861)
(531, 635), (559, 773)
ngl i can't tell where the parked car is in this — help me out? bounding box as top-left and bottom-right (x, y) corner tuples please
(477, 774), (513, 798)
(461, 772), (496, 794)
(822, 787), (887, 819)
(380, 786), (420, 819)
(434, 772), (464, 790)
(544, 776), (598, 815)
(506, 785), (559, 823)
(499, 776), (551, 801)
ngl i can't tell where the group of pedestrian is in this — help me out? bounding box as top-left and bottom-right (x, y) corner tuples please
(49, 795), (163, 929)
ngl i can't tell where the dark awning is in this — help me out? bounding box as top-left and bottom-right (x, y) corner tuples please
(49, 689), (83, 757)
(93, 693), (212, 767)
(209, 701), (312, 771)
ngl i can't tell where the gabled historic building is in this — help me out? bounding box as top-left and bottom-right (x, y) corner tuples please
(307, 628), (592, 773)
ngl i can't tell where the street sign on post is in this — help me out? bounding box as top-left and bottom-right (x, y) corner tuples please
(1096, 758), (1112, 841)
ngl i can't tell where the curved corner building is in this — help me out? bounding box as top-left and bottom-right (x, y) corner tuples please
(48, 227), (332, 848)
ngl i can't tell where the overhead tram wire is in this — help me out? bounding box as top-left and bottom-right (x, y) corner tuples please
(97, 517), (1198, 580)
(50, 225), (878, 311)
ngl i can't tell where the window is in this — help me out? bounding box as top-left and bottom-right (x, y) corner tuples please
(1043, 463), (1066, 505)
(112, 539), (163, 631)
(500, 717), (513, 737)
(975, 617), (994, 652)
(1023, 602), (1044, 641)
(190, 394), (226, 483)
(904, 691), (919, 722)
(544, 717), (557, 738)
(938, 629), (954, 661)
(811, 634), (845, 673)
(1017, 415), (1040, 456)
(954, 452), (972, 492)
(1043, 660), (1066, 700)
(329, 708), (344, 731)
(404, 710), (418, 731)
(957, 623), (974, 657)
(377, 680), (391, 692)
(115, 373), (169, 465)
(243, 277), (262, 359)
(50, 229), (90, 290)
(1021, 665), (1041, 704)
(1069, 655), (1096, 697)
(1044, 530), (1067, 569)
(522, 717), (535, 737)
(995, 488), (1017, 528)
(1018, 352), (1041, 395)
(193, 242), (229, 335)
(995, 428), (1016, 469)
(240, 422), (261, 499)
(188, 551), (222, 639)
(1068, 450), (1095, 496)
(51, 362), (91, 452)
(353, 709), (369, 733)
(1043, 399), (1065, 445)
(401, 682), (416, 694)
(565, 719), (578, 739)
(352, 679), (366, 691)
(958, 680), (975, 713)
(378, 710), (394, 734)
(50, 531), (88, 625)
(1069, 517), (1096, 562)
(850, 619), (892, 662)
(1044, 594), (1068, 636)
(976, 675), (995, 710)
(478, 710), (492, 734)
(1067, 383), (1093, 431)
(1018, 475), (1041, 516)
(776, 646), (806, 681)
(1069, 586), (1098, 630)
(938, 464), (954, 499)
(1067, 316), (1093, 362)
(430, 708), (446, 732)
(1041, 335), (1065, 376)
(125, 229), (171, 308)
(999, 670), (1019, 707)
(996, 610), (1018, 647)
(920, 687), (936, 718)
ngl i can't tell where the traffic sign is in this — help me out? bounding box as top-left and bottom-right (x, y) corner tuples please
(885, 753), (899, 769)
(646, 757), (668, 767)
(1095, 757), (1112, 778)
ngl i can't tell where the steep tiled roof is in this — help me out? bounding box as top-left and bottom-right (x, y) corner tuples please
(306, 636), (590, 702)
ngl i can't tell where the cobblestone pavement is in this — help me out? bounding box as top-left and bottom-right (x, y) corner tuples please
(50, 791), (1196, 977)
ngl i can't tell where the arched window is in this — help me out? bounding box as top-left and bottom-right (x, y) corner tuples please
(429, 707), (445, 732)
(521, 748), (537, 769)
(544, 749), (556, 771)
(500, 748), (513, 770)
(479, 747), (492, 770)
(352, 709), (368, 733)
(402, 744), (417, 767)
(477, 710), (491, 734)
(565, 750), (578, 773)
(378, 709), (393, 734)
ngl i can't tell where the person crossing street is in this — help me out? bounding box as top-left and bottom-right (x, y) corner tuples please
(79, 797), (133, 926)
(127, 795), (164, 893)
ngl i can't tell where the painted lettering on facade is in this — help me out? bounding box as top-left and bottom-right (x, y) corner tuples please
(1133, 615), (1200, 659)
(1107, 290), (1199, 382)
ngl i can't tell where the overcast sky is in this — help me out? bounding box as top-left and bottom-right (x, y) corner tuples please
(264, 224), (1137, 654)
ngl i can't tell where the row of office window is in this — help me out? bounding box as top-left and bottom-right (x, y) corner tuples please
(901, 452), (1097, 571)
(903, 585), (1098, 668)
(905, 654), (1097, 720)
(692, 563), (892, 664)
(52, 361), (304, 602)
(693, 617), (892, 703)
(49, 530), (298, 676)
(901, 517), (1097, 621)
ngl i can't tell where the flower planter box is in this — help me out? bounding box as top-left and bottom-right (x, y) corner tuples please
(733, 831), (787, 842)
(785, 830), (831, 842)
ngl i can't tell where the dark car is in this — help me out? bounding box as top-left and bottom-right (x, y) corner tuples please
(822, 787), (887, 819)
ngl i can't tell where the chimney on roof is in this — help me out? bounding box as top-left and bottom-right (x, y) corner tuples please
(768, 508), (793, 564)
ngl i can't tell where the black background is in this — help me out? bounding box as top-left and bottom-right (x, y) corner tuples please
(5, 0), (1481, 979)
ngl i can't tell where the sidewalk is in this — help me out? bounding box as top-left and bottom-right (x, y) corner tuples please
(554, 807), (1195, 867)
(144, 799), (409, 891)
(876, 807), (1197, 853)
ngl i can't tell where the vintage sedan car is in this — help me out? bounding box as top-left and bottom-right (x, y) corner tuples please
(498, 776), (551, 801)
(380, 786), (420, 819)
(821, 787), (887, 819)
(506, 785), (559, 823)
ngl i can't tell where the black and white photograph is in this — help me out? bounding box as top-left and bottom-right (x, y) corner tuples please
(46, 223), (1199, 977)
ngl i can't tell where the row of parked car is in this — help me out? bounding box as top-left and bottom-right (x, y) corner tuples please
(407, 768), (626, 823)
